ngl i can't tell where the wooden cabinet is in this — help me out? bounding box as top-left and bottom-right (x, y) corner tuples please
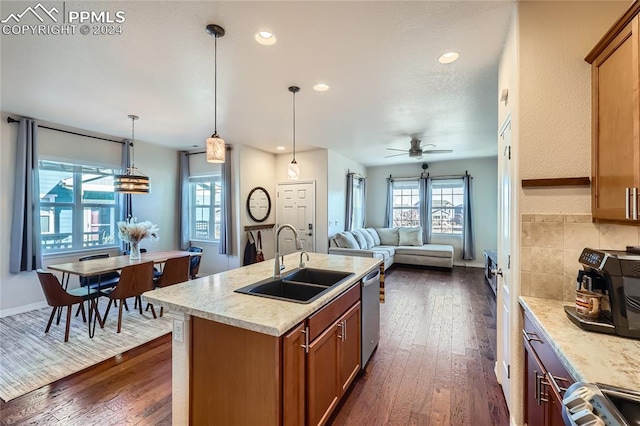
(283, 322), (307, 426)
(339, 303), (361, 394)
(190, 282), (362, 426)
(522, 311), (574, 426)
(307, 301), (361, 426)
(282, 283), (361, 426)
(307, 318), (341, 425)
(587, 4), (640, 223)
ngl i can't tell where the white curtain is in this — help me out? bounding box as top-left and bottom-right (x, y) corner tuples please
(9, 119), (43, 273)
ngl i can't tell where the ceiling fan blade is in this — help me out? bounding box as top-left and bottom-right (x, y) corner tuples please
(423, 149), (453, 154)
(385, 153), (408, 158)
(386, 148), (409, 152)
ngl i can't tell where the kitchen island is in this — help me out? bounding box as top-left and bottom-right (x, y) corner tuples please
(143, 252), (381, 425)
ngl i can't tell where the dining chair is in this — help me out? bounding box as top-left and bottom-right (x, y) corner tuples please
(123, 248), (162, 279)
(100, 262), (155, 333)
(150, 255), (190, 317)
(78, 253), (120, 291)
(37, 270), (102, 342)
(188, 246), (203, 279)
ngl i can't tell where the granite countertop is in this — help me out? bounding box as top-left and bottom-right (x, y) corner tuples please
(520, 296), (640, 390)
(142, 253), (381, 337)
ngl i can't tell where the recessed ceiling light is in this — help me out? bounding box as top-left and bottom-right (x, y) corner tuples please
(255, 31), (276, 46)
(313, 83), (330, 92)
(438, 52), (459, 64)
(276, 146), (286, 151)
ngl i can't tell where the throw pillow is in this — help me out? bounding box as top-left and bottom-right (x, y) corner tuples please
(349, 230), (367, 249)
(376, 227), (399, 246)
(335, 231), (360, 249)
(357, 229), (375, 249)
(399, 227), (423, 246)
(365, 228), (381, 246)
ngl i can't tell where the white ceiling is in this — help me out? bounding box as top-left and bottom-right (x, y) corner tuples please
(1, 1), (514, 167)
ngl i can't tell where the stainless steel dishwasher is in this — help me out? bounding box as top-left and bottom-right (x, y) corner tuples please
(361, 268), (380, 368)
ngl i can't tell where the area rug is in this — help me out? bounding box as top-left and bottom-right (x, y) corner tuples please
(0, 301), (172, 402)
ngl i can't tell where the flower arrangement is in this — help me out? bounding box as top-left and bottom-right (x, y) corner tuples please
(117, 218), (159, 243)
(117, 218), (159, 260)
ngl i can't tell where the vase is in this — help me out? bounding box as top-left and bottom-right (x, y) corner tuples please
(130, 242), (141, 260)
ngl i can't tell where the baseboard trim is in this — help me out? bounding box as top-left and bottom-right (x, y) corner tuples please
(0, 301), (48, 318)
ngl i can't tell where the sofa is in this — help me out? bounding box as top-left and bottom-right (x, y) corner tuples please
(328, 227), (454, 270)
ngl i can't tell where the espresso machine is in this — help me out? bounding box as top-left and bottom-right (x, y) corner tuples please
(564, 247), (640, 339)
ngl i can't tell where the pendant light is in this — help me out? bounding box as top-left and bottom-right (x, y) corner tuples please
(114, 114), (150, 194)
(206, 24), (226, 163)
(288, 86), (300, 180)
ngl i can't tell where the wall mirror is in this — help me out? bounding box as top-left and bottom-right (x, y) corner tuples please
(247, 187), (271, 223)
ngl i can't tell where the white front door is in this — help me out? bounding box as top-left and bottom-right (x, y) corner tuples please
(497, 116), (513, 409)
(276, 181), (316, 254)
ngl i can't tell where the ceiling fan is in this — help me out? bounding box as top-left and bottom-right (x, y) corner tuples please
(385, 139), (453, 159)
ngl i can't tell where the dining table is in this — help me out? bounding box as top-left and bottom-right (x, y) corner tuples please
(48, 250), (201, 338)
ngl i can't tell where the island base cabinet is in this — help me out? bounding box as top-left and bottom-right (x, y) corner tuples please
(190, 317), (281, 425)
(283, 323), (307, 426)
(307, 321), (341, 426)
(339, 303), (361, 394)
(307, 301), (361, 426)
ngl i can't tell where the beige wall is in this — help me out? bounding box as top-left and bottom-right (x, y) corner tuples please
(518, 1), (629, 214)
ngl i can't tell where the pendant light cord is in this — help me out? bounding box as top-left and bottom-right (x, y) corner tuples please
(292, 90), (296, 162)
(130, 116), (135, 167)
(214, 34), (218, 135)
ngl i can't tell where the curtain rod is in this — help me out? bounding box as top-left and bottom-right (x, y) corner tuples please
(387, 171), (472, 181)
(347, 169), (365, 179)
(7, 116), (124, 145)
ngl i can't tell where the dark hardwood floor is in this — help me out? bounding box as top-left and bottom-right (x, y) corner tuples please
(0, 266), (508, 426)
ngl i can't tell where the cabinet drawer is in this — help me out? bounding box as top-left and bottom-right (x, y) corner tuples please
(307, 283), (360, 342)
(523, 312), (573, 381)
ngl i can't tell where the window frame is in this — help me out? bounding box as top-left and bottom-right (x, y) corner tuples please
(391, 180), (420, 228)
(430, 179), (465, 237)
(38, 160), (120, 253)
(189, 175), (222, 242)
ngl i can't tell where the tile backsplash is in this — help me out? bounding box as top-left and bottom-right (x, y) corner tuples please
(520, 214), (640, 302)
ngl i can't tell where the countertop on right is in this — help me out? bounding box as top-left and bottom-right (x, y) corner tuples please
(520, 296), (640, 390)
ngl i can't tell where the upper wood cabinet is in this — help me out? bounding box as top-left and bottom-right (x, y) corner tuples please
(587, 3), (640, 223)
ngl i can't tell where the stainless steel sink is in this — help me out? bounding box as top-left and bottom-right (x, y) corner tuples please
(234, 268), (354, 303)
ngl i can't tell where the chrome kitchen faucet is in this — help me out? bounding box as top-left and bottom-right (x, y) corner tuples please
(273, 224), (303, 279)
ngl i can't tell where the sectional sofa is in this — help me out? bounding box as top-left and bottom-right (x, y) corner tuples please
(328, 227), (454, 270)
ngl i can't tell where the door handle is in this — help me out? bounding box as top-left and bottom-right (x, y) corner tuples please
(627, 188), (631, 220)
(300, 327), (309, 353)
(491, 269), (503, 277)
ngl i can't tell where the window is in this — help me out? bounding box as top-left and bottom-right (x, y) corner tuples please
(39, 160), (119, 252)
(392, 180), (420, 227)
(189, 176), (221, 241)
(431, 179), (464, 235)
